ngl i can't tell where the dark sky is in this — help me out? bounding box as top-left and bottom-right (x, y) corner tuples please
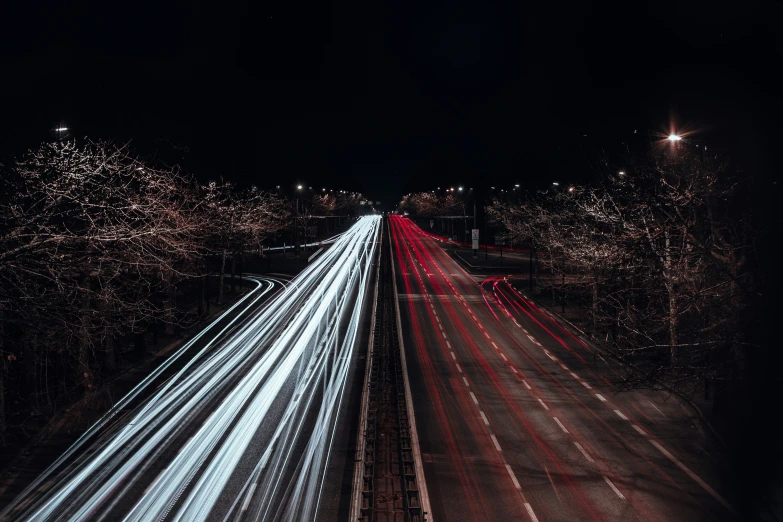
(1, 1), (781, 206)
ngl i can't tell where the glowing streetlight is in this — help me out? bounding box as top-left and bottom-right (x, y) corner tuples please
(55, 127), (68, 132)
(552, 182), (559, 186)
(458, 186), (463, 192)
(568, 186), (574, 192)
(297, 185), (303, 190)
(618, 171), (625, 176)
(514, 184), (520, 188)
(667, 134), (682, 142)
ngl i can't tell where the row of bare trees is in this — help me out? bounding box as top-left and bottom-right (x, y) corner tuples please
(488, 148), (758, 398)
(399, 192), (466, 216)
(0, 140), (292, 444)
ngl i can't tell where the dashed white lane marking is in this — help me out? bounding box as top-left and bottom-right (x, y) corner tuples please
(442, 332), (447, 339)
(544, 351), (556, 361)
(480, 410), (490, 426)
(435, 316), (441, 323)
(451, 351), (456, 361)
(484, 332), (491, 339)
(595, 393), (607, 402)
(470, 392), (479, 405)
(524, 502), (540, 522)
(569, 371), (578, 378)
(522, 380), (531, 389)
(478, 324), (485, 330)
(439, 324), (444, 331)
(144, 468), (168, 495)
(614, 409), (629, 420)
(242, 483), (258, 512)
(574, 442), (594, 463)
(581, 381), (592, 389)
(490, 434), (503, 452)
(553, 416), (569, 433)
(603, 476), (625, 500)
(506, 464), (522, 490)
(462, 376), (470, 387)
(456, 363), (462, 373)
(632, 424), (646, 435)
(491, 342), (499, 349)
(446, 341), (452, 348)
(527, 334), (536, 342)
(512, 367), (519, 374)
(649, 440), (735, 514)
(537, 398), (549, 411)
(500, 353), (508, 361)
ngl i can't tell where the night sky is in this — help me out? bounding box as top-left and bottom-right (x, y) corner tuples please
(1, 1), (780, 206)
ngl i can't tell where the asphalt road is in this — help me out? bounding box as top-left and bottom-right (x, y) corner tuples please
(390, 215), (733, 522)
(0, 216), (381, 522)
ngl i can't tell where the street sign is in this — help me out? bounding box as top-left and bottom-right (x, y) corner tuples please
(494, 234), (506, 246)
(471, 229), (479, 250)
(430, 220), (434, 229)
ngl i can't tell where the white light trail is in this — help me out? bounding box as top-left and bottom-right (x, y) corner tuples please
(6, 216), (381, 522)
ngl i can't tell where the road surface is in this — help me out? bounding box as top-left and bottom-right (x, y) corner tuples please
(0, 216), (381, 522)
(390, 215), (733, 522)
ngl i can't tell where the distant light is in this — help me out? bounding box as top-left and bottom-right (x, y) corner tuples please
(491, 186), (495, 190)
(136, 167), (144, 171)
(322, 188), (326, 191)
(618, 171), (625, 176)
(552, 182), (559, 186)
(276, 185), (281, 189)
(668, 134), (682, 142)
(568, 186), (574, 192)
(458, 186), (463, 192)
(514, 184), (520, 188)
(55, 127), (68, 132)
(297, 185), (303, 190)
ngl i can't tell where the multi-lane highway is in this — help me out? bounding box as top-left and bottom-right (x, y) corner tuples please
(0, 216), (381, 522)
(390, 215), (733, 522)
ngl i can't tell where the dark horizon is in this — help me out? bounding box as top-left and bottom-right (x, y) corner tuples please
(2, 1), (781, 207)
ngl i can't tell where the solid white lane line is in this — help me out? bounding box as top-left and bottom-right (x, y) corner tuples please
(614, 409), (629, 420)
(595, 393), (607, 402)
(544, 351), (556, 361)
(574, 442), (594, 463)
(242, 483), (258, 512)
(456, 363), (462, 373)
(480, 411), (490, 426)
(553, 417), (569, 433)
(524, 502), (540, 522)
(470, 392), (479, 405)
(451, 351), (456, 361)
(581, 381), (592, 389)
(522, 380), (531, 389)
(632, 424), (646, 435)
(603, 476), (625, 500)
(537, 398), (549, 411)
(491, 434), (502, 452)
(462, 376), (470, 387)
(649, 440), (735, 514)
(506, 464), (522, 490)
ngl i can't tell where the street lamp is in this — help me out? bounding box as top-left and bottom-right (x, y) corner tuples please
(667, 134), (682, 142)
(297, 185), (303, 190)
(618, 171), (625, 176)
(55, 127), (68, 132)
(552, 182), (559, 186)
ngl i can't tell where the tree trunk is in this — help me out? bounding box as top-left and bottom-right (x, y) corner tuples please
(164, 278), (176, 336)
(218, 249), (227, 305)
(230, 256), (236, 294)
(664, 231), (679, 366)
(78, 275), (93, 392)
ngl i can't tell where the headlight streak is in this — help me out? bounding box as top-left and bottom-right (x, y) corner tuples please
(9, 217), (380, 522)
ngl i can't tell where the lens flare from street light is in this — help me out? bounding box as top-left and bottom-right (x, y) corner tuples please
(667, 134), (682, 141)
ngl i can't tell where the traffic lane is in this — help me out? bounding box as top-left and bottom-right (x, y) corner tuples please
(398, 221), (643, 520)
(399, 298), (526, 522)
(433, 294), (644, 522)
(0, 277), (285, 520)
(481, 282), (733, 520)
(497, 278), (730, 494)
